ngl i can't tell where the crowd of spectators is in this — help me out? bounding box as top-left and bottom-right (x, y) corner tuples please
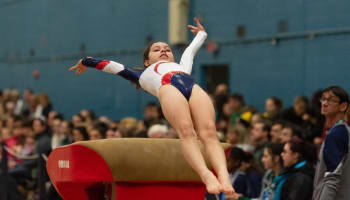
(0, 84), (349, 200)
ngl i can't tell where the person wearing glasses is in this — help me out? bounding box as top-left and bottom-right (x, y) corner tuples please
(313, 85), (350, 200)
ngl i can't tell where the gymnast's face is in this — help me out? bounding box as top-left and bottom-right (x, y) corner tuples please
(144, 42), (175, 67)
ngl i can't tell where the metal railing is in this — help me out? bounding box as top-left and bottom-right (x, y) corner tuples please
(0, 142), (48, 200)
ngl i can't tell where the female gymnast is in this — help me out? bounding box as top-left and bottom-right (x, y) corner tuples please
(69, 18), (235, 195)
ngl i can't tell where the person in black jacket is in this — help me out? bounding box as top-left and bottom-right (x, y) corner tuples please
(279, 139), (317, 200)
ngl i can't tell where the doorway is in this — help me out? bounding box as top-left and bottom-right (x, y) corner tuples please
(201, 64), (229, 94)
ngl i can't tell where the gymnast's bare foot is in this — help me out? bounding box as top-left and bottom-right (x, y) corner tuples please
(201, 171), (222, 194)
(218, 172), (235, 195)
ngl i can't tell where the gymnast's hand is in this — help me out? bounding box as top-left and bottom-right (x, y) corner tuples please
(69, 59), (87, 75)
(187, 17), (206, 35)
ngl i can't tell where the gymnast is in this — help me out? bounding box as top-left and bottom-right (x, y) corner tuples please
(69, 18), (235, 195)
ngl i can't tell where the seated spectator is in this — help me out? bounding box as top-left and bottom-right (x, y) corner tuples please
(217, 102), (234, 133)
(279, 139), (317, 200)
(80, 109), (96, 125)
(51, 116), (63, 149)
(263, 97), (283, 122)
(137, 102), (166, 136)
(98, 116), (112, 127)
(38, 93), (53, 119)
(226, 125), (253, 152)
(47, 110), (58, 128)
(270, 121), (283, 143)
(147, 124), (168, 138)
(60, 120), (73, 145)
(228, 93), (245, 125)
(213, 84), (229, 122)
(280, 123), (302, 144)
(250, 113), (263, 127)
(230, 143), (285, 200)
(32, 118), (52, 157)
(119, 117), (138, 138)
(240, 152), (263, 198)
(88, 127), (106, 140)
(258, 143), (285, 200)
(281, 96), (309, 125)
(250, 121), (270, 168)
(20, 131), (35, 157)
(72, 114), (84, 127)
(11, 89), (24, 116)
(220, 147), (247, 200)
(106, 128), (122, 139)
(72, 126), (89, 142)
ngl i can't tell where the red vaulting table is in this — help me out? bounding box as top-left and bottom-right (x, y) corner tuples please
(46, 138), (231, 200)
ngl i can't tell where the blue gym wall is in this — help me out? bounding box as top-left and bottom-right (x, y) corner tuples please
(0, 0), (349, 120)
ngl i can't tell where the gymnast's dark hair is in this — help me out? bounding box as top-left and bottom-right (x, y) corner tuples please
(143, 42), (154, 65)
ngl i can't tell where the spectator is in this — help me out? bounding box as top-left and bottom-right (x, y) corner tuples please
(239, 152), (263, 198)
(51, 117), (63, 149)
(260, 143), (284, 200)
(10, 89), (24, 116)
(226, 126), (253, 152)
(220, 147), (248, 200)
(60, 121), (73, 145)
(47, 110), (58, 129)
(217, 102), (234, 133)
(21, 88), (34, 117)
(270, 121), (283, 143)
(32, 118), (52, 198)
(279, 139), (316, 200)
(263, 97), (283, 122)
(250, 121), (270, 168)
(32, 118), (51, 157)
(280, 123), (302, 144)
(119, 117), (138, 137)
(98, 116), (112, 127)
(72, 114), (84, 127)
(214, 84), (229, 122)
(30, 95), (43, 120)
(250, 113), (263, 126)
(38, 93), (53, 119)
(309, 89), (326, 144)
(106, 128), (122, 139)
(147, 124), (169, 138)
(89, 127), (106, 140)
(0, 103), (7, 121)
(80, 109), (96, 125)
(228, 93), (245, 125)
(281, 96), (309, 125)
(20, 131), (35, 157)
(313, 86), (350, 200)
(72, 126), (89, 142)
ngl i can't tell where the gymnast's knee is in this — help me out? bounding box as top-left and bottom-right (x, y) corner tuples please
(198, 124), (218, 142)
(177, 123), (197, 139)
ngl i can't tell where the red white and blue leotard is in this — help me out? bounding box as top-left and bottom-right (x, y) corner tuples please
(82, 31), (207, 100)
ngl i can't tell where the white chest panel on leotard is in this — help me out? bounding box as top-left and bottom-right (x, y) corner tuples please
(139, 61), (185, 97)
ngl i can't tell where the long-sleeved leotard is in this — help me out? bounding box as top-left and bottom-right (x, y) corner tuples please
(82, 31), (207, 100)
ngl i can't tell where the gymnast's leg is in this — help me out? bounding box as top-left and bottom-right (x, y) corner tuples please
(189, 84), (234, 195)
(158, 84), (221, 194)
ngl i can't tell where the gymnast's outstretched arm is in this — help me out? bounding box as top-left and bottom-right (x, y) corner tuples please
(69, 57), (143, 84)
(180, 17), (207, 74)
